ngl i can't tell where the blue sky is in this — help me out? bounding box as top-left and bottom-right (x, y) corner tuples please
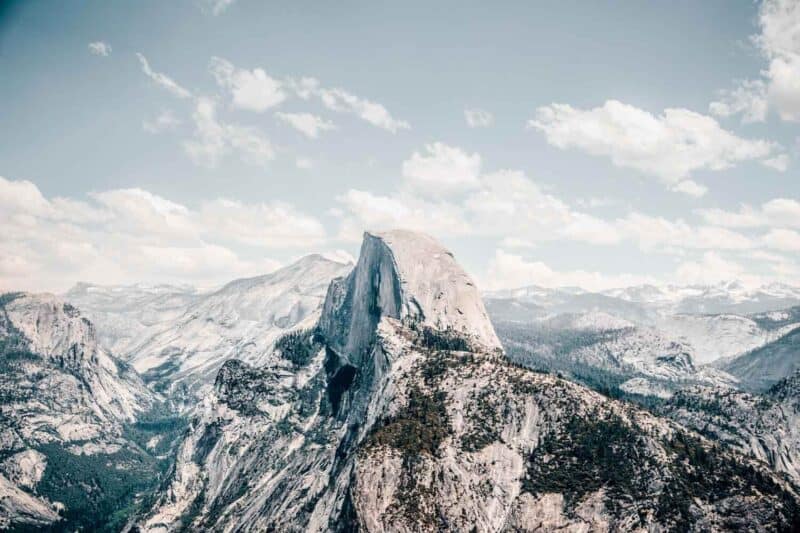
(1, 0), (799, 292)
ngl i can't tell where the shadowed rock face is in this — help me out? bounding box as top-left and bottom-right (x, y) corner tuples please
(319, 230), (501, 371)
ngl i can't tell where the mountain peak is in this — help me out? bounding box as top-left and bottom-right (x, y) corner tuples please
(319, 229), (500, 368)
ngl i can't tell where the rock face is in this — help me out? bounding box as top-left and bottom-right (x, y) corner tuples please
(320, 230), (501, 366)
(719, 320), (800, 391)
(494, 312), (737, 401)
(64, 282), (202, 357)
(0, 292), (159, 529)
(662, 370), (800, 485)
(123, 254), (352, 398)
(140, 230), (800, 532)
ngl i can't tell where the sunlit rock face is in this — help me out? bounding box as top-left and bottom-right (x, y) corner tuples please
(320, 230), (501, 368)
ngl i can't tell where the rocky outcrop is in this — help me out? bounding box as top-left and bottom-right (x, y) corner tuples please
(124, 254), (352, 399)
(0, 292), (159, 530)
(663, 370), (800, 485)
(320, 230), (501, 367)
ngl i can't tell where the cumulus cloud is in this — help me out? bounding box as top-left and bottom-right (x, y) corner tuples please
(142, 110), (181, 133)
(88, 41), (111, 57)
(334, 144), (769, 260)
(334, 189), (469, 242)
(762, 153), (790, 172)
(709, 79), (768, 123)
(0, 176), (324, 292)
(402, 143), (482, 195)
(198, 198), (326, 248)
(275, 112), (335, 138)
(528, 100), (779, 195)
(674, 252), (753, 286)
(670, 180), (708, 198)
(711, 0), (800, 123)
(485, 250), (657, 292)
(464, 109), (493, 128)
(183, 97), (275, 167)
(616, 213), (754, 252)
(764, 228), (800, 251)
(136, 53), (192, 99)
(210, 57), (286, 112)
(696, 198), (800, 229)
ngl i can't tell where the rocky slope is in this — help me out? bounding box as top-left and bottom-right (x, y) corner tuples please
(0, 292), (161, 530)
(717, 311), (800, 392)
(140, 230), (800, 532)
(122, 254), (352, 400)
(494, 312), (736, 401)
(662, 370), (800, 486)
(65, 282), (203, 357)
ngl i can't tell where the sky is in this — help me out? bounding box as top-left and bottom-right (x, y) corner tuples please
(1, 0), (799, 293)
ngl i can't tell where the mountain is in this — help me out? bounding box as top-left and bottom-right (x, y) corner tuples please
(718, 320), (800, 392)
(116, 255), (352, 400)
(485, 283), (800, 400)
(605, 281), (800, 315)
(484, 286), (655, 324)
(65, 282), (203, 356)
(656, 311), (800, 365)
(494, 311), (736, 401)
(139, 230), (800, 532)
(0, 292), (166, 530)
(662, 370), (800, 486)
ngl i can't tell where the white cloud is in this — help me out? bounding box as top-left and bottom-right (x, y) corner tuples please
(136, 53), (192, 99)
(275, 112), (335, 138)
(204, 0), (236, 15)
(709, 79), (768, 123)
(764, 228), (800, 251)
(198, 198), (326, 248)
(763, 198), (800, 225)
(712, 0), (800, 122)
(88, 41), (111, 57)
(464, 169), (603, 243)
(529, 100), (779, 195)
(616, 213), (754, 252)
(402, 143), (481, 195)
(485, 250), (657, 292)
(0, 176), (323, 292)
(670, 180), (708, 198)
(334, 189), (468, 241)
(183, 97), (275, 167)
(142, 110), (181, 133)
(697, 198), (800, 229)
(337, 145), (764, 256)
(464, 109), (493, 128)
(220, 70), (410, 132)
(762, 153), (790, 172)
(287, 77), (320, 99)
(317, 87), (410, 133)
(674, 252), (753, 286)
(209, 57), (286, 112)
(295, 157), (313, 169)
(695, 205), (765, 228)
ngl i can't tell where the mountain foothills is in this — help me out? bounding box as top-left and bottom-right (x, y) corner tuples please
(0, 230), (799, 531)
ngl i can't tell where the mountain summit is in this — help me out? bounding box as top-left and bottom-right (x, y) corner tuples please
(320, 230), (501, 368)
